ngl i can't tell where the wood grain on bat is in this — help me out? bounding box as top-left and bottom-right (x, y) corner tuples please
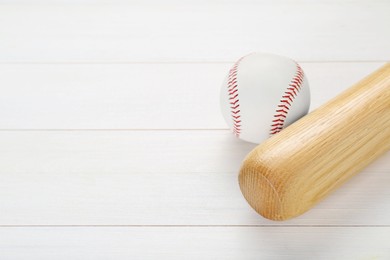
(239, 63), (390, 221)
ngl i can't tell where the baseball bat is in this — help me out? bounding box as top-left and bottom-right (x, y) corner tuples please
(239, 63), (390, 220)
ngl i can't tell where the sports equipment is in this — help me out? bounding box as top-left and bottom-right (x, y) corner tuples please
(220, 53), (311, 144)
(239, 63), (390, 221)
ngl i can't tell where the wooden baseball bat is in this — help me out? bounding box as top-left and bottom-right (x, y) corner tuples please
(239, 63), (390, 220)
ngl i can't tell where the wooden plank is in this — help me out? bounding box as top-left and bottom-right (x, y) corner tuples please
(0, 62), (384, 129)
(0, 2), (389, 62)
(0, 227), (389, 259)
(0, 130), (388, 225)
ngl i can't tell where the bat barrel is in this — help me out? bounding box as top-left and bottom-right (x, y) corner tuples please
(239, 63), (390, 220)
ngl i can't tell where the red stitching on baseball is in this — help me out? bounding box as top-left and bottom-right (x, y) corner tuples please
(228, 86), (238, 92)
(229, 94), (238, 100)
(227, 56), (246, 137)
(274, 114), (287, 118)
(271, 127), (283, 131)
(230, 99), (239, 105)
(269, 62), (304, 135)
(276, 109), (288, 113)
(230, 104), (240, 110)
(278, 104), (290, 110)
(229, 89), (239, 95)
(287, 87), (298, 96)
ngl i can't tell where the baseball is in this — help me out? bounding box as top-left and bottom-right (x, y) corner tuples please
(220, 52), (311, 144)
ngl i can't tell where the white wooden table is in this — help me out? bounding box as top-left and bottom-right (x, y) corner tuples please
(0, 1), (389, 259)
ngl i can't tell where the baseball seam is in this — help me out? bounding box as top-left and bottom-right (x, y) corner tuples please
(270, 62), (304, 135)
(227, 57), (245, 136)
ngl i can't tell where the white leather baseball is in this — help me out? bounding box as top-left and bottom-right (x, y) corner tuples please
(220, 53), (310, 144)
